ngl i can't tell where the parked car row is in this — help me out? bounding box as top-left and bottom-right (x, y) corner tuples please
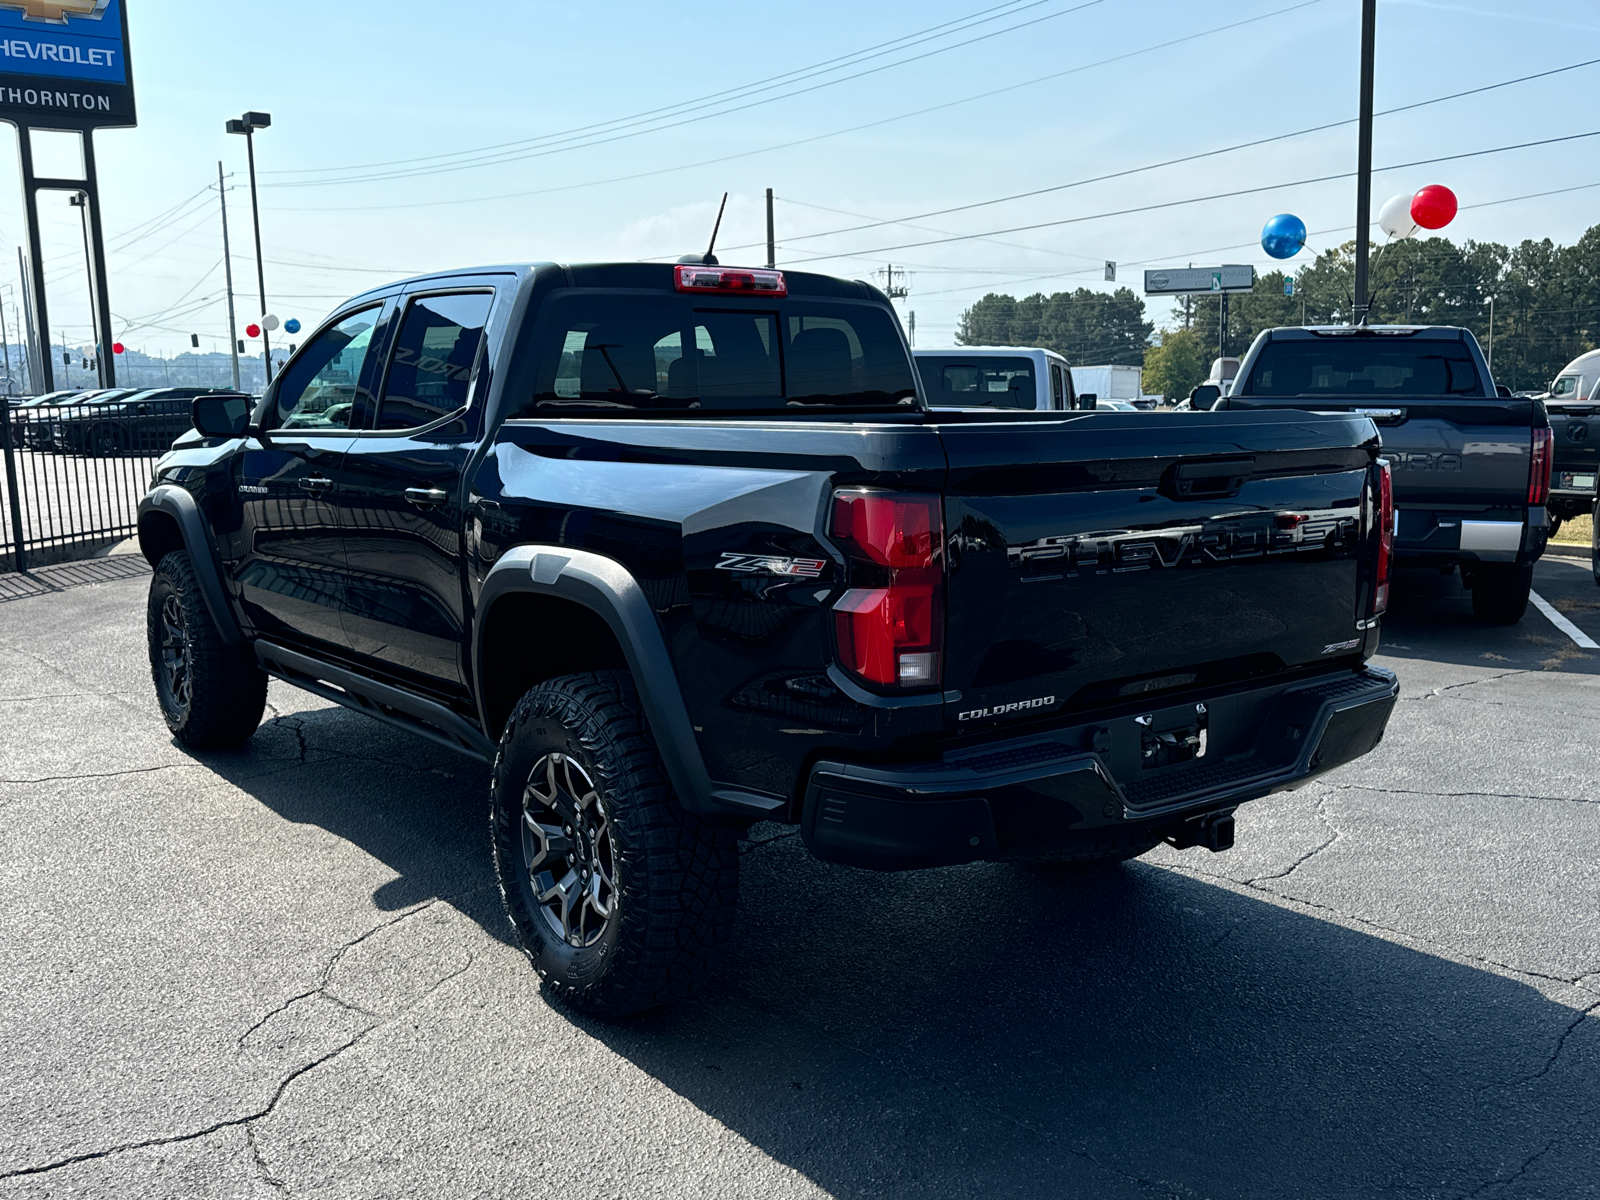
(5, 387), (234, 457)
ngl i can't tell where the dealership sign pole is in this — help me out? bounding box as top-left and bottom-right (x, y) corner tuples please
(0, 0), (135, 393)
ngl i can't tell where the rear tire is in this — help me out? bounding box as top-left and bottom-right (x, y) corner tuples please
(147, 551), (267, 748)
(1470, 562), (1533, 625)
(490, 670), (739, 1017)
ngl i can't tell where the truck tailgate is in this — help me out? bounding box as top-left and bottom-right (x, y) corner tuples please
(936, 411), (1380, 732)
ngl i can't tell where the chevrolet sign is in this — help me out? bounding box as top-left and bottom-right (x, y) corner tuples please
(0, 0), (132, 126)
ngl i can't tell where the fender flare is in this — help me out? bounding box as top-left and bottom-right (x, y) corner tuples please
(474, 545), (784, 822)
(137, 485), (243, 646)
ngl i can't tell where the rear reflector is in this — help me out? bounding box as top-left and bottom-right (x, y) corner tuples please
(674, 264), (787, 296)
(831, 491), (943, 689)
(1528, 426), (1552, 506)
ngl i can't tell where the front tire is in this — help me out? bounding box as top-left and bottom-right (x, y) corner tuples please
(491, 671), (738, 1016)
(1470, 562), (1533, 624)
(147, 551), (267, 748)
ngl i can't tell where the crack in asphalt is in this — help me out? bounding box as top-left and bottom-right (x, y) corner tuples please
(1245, 796), (1339, 884)
(0, 762), (198, 786)
(245, 1124), (288, 1196)
(0, 635), (146, 716)
(0, 897), (481, 1185)
(739, 829), (800, 857)
(1344, 783), (1599, 807)
(1458, 1137), (1558, 1199)
(1399, 670), (1531, 702)
(1480, 999), (1600, 1096)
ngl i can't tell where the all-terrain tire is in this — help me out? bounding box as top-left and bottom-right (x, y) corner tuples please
(147, 550), (267, 748)
(1470, 562), (1533, 625)
(490, 670), (739, 1017)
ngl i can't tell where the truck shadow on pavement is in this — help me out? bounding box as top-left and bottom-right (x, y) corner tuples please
(1377, 558), (1600, 676)
(197, 699), (1598, 1198)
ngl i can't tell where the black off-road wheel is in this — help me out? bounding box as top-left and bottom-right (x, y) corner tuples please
(490, 671), (739, 1017)
(1470, 562), (1533, 625)
(147, 551), (267, 748)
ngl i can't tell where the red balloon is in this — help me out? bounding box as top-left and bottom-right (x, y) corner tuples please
(112, 342), (124, 355)
(1410, 184), (1458, 230)
(246, 323), (261, 338)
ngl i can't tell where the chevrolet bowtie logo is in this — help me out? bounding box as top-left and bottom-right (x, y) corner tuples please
(0, 0), (110, 23)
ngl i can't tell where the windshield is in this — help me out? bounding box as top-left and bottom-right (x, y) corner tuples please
(1552, 375), (1580, 398)
(520, 293), (917, 414)
(1239, 338), (1487, 398)
(916, 355), (1037, 409)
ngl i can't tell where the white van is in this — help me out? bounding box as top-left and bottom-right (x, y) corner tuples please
(1550, 349), (1600, 402)
(913, 346), (1082, 411)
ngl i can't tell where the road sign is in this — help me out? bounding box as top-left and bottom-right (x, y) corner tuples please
(0, 0), (135, 128)
(1143, 265), (1255, 296)
(1284, 276), (1295, 296)
(1104, 261), (1116, 282)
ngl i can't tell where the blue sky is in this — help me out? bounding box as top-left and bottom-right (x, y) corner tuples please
(2, 0), (1596, 360)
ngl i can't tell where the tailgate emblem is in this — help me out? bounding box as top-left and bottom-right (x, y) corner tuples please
(715, 553), (826, 578)
(1322, 638), (1362, 654)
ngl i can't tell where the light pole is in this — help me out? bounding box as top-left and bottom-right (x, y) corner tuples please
(67, 192), (103, 386)
(226, 110), (273, 386)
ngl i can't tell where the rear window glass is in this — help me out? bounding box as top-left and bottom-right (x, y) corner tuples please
(521, 293), (917, 414)
(1240, 339), (1486, 398)
(916, 356), (1037, 409)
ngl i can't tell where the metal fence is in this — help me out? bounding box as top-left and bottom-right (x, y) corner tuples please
(0, 398), (171, 572)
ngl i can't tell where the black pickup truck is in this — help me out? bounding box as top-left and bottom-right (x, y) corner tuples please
(138, 261), (1398, 1014)
(1218, 325), (1551, 623)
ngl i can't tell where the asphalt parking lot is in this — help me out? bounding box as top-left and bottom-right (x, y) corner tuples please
(1, 552), (1596, 1199)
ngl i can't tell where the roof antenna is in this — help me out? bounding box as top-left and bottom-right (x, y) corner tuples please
(680, 193), (728, 266)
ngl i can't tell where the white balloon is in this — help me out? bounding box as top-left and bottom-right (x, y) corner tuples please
(261, 313), (281, 332)
(1378, 192), (1418, 240)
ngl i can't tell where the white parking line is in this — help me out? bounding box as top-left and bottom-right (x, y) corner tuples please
(1530, 590), (1600, 649)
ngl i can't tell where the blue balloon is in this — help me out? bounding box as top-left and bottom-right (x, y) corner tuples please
(284, 318), (302, 335)
(1261, 213), (1307, 260)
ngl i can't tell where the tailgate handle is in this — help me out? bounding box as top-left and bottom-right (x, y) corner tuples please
(1353, 407), (1407, 424)
(1166, 457), (1254, 500)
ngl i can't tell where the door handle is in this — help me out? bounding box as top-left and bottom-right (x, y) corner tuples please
(405, 487), (449, 508)
(299, 475), (333, 493)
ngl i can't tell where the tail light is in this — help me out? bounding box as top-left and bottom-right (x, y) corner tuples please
(1528, 426), (1552, 506)
(674, 264), (787, 296)
(830, 490), (943, 689)
(1373, 458), (1393, 617)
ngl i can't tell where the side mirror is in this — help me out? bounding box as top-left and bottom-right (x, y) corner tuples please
(1188, 384), (1222, 411)
(192, 392), (251, 439)
(1496, 384), (1512, 398)
(1077, 392), (1098, 410)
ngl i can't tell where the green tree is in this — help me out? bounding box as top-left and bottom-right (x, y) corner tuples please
(1142, 327), (1207, 401)
(956, 287), (1153, 364)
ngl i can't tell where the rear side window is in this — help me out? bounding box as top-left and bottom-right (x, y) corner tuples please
(524, 293), (916, 414)
(916, 355), (1037, 409)
(376, 292), (493, 430)
(1240, 339), (1486, 398)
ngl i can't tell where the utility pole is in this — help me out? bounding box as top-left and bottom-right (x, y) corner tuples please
(1219, 292), (1229, 361)
(909, 311), (916, 347)
(877, 263), (909, 301)
(1351, 0), (1377, 325)
(1487, 296), (1495, 368)
(765, 187), (775, 269)
(0, 297), (11, 395)
(217, 161), (241, 392)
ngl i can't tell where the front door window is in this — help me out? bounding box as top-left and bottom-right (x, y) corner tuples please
(271, 308), (383, 431)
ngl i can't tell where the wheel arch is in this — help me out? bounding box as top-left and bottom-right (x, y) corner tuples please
(473, 546), (782, 821)
(137, 485), (242, 646)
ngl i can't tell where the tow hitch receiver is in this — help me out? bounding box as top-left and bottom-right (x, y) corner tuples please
(1166, 811), (1235, 854)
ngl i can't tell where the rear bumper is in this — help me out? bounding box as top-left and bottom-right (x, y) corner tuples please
(1394, 507), (1546, 567)
(800, 666), (1398, 871)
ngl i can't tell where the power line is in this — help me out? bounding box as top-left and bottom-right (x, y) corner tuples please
(265, 0), (1322, 213)
(775, 130), (1600, 267)
(262, 0), (1043, 178)
(721, 55), (1600, 259)
(265, 0), (1109, 190)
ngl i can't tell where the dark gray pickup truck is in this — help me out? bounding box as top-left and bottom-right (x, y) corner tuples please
(1219, 325), (1552, 623)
